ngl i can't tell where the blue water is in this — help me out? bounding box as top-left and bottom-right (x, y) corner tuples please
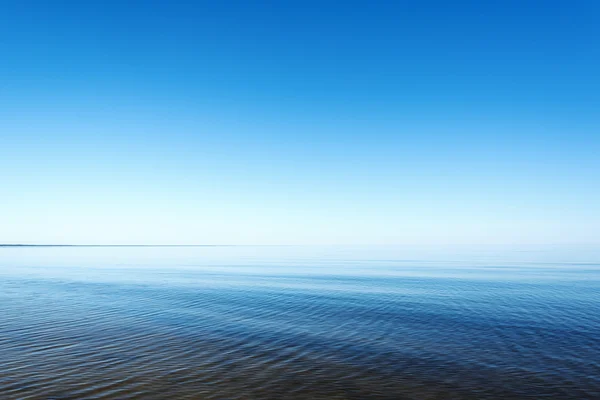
(1, 245), (599, 399)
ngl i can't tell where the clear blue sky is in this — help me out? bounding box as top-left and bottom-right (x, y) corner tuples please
(1, 1), (599, 245)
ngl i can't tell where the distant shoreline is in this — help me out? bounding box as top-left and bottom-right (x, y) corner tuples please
(0, 244), (246, 247)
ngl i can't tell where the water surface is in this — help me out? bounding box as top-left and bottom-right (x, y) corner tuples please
(1, 245), (599, 399)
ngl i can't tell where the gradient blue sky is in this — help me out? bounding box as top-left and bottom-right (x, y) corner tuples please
(1, 1), (599, 245)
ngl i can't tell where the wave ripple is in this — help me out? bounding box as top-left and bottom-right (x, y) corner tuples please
(1, 246), (599, 399)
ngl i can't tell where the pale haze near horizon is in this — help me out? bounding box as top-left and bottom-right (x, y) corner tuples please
(1, 1), (599, 246)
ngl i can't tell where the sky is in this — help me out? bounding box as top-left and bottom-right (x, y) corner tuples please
(1, 0), (599, 245)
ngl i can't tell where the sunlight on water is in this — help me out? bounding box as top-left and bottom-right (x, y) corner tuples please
(1, 245), (599, 399)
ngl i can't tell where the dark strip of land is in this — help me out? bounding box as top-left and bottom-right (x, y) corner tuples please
(0, 244), (241, 247)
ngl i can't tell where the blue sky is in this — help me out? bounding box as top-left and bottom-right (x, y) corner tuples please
(1, 1), (599, 245)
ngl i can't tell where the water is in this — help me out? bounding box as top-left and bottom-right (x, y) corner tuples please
(0, 245), (599, 399)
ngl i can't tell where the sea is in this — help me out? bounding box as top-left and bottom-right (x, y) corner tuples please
(0, 245), (598, 399)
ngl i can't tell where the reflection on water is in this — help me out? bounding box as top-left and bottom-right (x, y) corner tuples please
(1, 245), (599, 399)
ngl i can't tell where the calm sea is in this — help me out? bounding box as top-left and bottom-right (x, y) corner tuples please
(0, 245), (598, 399)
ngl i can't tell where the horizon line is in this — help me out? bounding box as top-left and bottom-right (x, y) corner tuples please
(1, 243), (599, 248)
(0, 244), (289, 247)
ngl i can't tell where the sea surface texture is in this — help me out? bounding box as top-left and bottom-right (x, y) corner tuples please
(0, 245), (598, 399)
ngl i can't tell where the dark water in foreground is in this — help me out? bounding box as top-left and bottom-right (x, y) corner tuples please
(0, 245), (599, 399)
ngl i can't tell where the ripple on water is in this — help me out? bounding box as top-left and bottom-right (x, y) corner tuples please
(0, 246), (599, 399)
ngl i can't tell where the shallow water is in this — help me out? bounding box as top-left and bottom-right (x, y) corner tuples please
(1, 245), (599, 399)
